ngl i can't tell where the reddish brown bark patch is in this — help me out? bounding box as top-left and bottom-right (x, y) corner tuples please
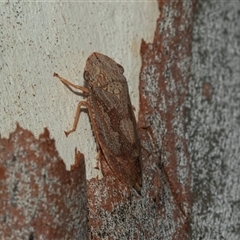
(0, 124), (87, 239)
(87, 155), (134, 237)
(138, 0), (194, 239)
(202, 82), (213, 101)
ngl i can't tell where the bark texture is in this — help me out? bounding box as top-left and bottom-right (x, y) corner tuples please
(0, 124), (87, 239)
(188, 1), (240, 239)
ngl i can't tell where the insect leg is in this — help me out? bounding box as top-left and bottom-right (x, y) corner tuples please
(64, 101), (89, 137)
(53, 72), (89, 94)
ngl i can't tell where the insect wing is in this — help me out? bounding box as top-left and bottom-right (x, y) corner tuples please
(88, 78), (142, 192)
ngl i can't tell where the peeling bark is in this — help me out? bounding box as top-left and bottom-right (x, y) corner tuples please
(0, 124), (87, 239)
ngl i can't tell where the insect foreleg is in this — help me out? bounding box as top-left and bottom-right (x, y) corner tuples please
(53, 72), (89, 94)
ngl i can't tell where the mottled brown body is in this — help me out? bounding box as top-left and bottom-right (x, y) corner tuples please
(54, 52), (142, 193)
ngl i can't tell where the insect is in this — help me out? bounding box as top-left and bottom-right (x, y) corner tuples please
(54, 52), (142, 194)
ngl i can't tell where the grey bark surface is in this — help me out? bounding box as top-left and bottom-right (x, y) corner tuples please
(187, 1), (240, 239)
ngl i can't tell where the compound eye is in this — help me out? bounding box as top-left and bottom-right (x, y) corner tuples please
(83, 70), (90, 81)
(116, 63), (124, 74)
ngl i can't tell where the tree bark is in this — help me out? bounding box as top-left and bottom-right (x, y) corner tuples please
(188, 1), (240, 239)
(0, 125), (88, 239)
